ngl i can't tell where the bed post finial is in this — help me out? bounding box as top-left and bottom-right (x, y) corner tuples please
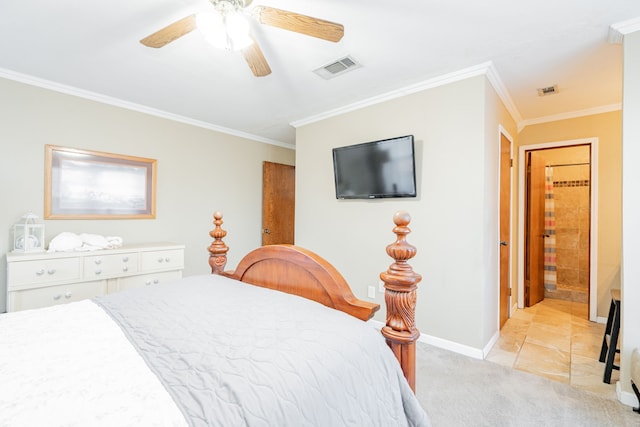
(208, 211), (229, 275)
(380, 210), (422, 392)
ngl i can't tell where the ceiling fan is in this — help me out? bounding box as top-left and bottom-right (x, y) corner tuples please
(140, 0), (344, 77)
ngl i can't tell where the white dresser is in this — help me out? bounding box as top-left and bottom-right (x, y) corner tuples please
(6, 242), (185, 312)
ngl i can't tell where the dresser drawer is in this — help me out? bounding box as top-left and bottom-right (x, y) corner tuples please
(140, 249), (184, 272)
(118, 271), (182, 292)
(83, 252), (139, 280)
(6, 242), (184, 312)
(7, 281), (106, 311)
(7, 257), (81, 288)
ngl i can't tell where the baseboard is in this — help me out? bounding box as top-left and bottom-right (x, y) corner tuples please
(483, 331), (500, 358)
(616, 382), (639, 408)
(418, 334), (485, 359)
(597, 316), (607, 324)
(366, 319), (485, 359)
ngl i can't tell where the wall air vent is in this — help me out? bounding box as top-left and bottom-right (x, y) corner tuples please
(313, 55), (361, 80)
(537, 85), (559, 96)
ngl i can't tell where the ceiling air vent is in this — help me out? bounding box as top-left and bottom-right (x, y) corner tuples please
(537, 85), (559, 96)
(313, 56), (361, 80)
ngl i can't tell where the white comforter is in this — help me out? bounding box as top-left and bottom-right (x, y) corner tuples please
(0, 274), (429, 427)
(0, 300), (186, 426)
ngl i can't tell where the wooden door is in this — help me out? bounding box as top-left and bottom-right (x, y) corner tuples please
(499, 133), (511, 328)
(525, 151), (546, 307)
(262, 161), (295, 245)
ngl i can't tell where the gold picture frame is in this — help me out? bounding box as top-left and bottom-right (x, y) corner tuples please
(45, 145), (156, 219)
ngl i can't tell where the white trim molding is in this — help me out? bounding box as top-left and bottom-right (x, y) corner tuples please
(518, 104), (622, 132)
(517, 138), (599, 322)
(616, 382), (639, 408)
(367, 319), (486, 360)
(0, 67), (294, 150)
(608, 17), (640, 44)
(292, 61), (523, 129)
(497, 125), (515, 327)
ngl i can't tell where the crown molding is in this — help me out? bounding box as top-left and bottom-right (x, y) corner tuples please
(517, 103), (622, 132)
(0, 67), (294, 150)
(608, 17), (640, 44)
(292, 61), (522, 128)
(485, 61), (523, 123)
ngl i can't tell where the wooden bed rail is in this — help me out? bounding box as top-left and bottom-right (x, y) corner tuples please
(380, 211), (422, 392)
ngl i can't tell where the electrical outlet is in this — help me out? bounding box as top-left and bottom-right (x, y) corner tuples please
(367, 286), (376, 299)
(378, 281), (385, 292)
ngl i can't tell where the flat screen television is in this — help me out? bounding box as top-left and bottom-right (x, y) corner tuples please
(332, 135), (417, 199)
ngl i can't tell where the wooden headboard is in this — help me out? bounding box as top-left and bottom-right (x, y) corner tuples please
(207, 211), (422, 391)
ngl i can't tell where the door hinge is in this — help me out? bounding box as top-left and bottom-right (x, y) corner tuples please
(510, 158), (513, 167)
(509, 288), (512, 296)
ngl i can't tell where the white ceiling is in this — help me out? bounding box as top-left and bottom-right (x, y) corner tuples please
(1, 0), (639, 146)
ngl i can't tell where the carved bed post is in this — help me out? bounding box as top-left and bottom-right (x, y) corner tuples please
(381, 211), (422, 392)
(208, 211), (229, 275)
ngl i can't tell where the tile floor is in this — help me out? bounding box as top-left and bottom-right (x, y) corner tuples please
(486, 297), (620, 400)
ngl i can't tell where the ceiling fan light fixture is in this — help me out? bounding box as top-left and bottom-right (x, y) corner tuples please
(140, 0), (343, 77)
(196, 11), (253, 51)
(224, 12), (253, 50)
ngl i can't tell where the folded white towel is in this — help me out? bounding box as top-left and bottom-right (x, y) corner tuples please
(48, 233), (124, 252)
(105, 236), (123, 248)
(47, 232), (84, 252)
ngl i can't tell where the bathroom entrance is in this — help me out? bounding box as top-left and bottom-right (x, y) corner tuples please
(524, 144), (592, 314)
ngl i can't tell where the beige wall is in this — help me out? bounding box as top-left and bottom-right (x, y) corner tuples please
(0, 77), (295, 312)
(621, 29), (640, 400)
(517, 111), (622, 318)
(295, 75), (516, 354)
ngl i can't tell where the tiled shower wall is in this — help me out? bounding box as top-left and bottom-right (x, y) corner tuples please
(552, 165), (590, 301)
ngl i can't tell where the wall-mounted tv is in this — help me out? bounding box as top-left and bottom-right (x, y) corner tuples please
(332, 135), (417, 199)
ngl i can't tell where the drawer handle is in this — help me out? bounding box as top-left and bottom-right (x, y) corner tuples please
(36, 269), (45, 276)
(95, 270), (102, 275)
(145, 280), (152, 286)
(94, 259), (102, 265)
(122, 256), (129, 262)
(165, 257), (171, 263)
(153, 279), (159, 284)
(64, 292), (72, 299)
(122, 266), (129, 272)
(53, 294), (62, 300)
(157, 257), (164, 263)
(48, 269), (56, 275)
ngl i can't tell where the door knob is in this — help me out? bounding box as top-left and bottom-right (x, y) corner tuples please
(263, 228), (271, 234)
(500, 241), (508, 246)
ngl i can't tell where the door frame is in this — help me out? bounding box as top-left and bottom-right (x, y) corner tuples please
(517, 138), (599, 321)
(498, 126), (514, 327)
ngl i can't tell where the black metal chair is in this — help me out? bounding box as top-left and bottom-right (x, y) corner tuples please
(599, 289), (621, 384)
(632, 348), (640, 415)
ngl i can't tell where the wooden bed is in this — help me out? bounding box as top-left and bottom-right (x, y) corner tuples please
(1, 211), (428, 426)
(208, 210), (422, 391)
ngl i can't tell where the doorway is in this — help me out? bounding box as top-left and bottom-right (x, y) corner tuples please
(499, 130), (513, 329)
(518, 139), (599, 321)
(262, 161), (295, 245)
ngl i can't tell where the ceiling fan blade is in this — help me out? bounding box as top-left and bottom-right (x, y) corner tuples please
(140, 15), (197, 48)
(242, 35), (272, 77)
(254, 6), (344, 42)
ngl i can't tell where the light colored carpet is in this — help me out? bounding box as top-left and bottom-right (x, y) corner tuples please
(415, 342), (639, 427)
